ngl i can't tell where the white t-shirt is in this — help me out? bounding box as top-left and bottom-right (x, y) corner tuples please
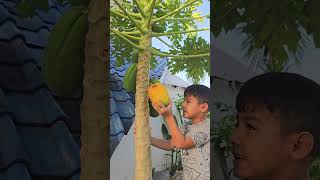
(178, 118), (210, 180)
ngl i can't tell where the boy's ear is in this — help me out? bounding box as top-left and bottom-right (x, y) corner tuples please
(201, 103), (209, 113)
(288, 131), (314, 160)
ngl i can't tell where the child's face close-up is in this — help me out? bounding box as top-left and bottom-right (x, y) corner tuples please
(182, 95), (206, 120)
(230, 102), (292, 180)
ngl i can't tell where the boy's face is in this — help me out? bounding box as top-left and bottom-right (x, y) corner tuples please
(182, 95), (206, 119)
(230, 102), (292, 179)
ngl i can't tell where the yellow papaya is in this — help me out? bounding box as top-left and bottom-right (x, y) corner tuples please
(148, 83), (170, 107)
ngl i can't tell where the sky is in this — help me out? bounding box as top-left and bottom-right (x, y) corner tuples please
(152, 0), (210, 87)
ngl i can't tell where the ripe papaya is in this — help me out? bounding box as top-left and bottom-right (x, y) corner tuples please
(149, 100), (159, 117)
(148, 83), (170, 107)
(123, 63), (137, 92)
(152, 24), (165, 33)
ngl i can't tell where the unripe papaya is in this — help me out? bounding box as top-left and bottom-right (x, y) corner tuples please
(42, 7), (88, 96)
(148, 83), (170, 107)
(123, 63), (137, 92)
(149, 78), (160, 85)
(152, 24), (165, 33)
(155, 10), (166, 18)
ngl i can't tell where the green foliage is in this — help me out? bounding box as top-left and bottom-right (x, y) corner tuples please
(173, 94), (184, 126)
(168, 36), (209, 84)
(211, 102), (236, 180)
(310, 157), (320, 180)
(211, 0), (319, 72)
(111, 0), (209, 83)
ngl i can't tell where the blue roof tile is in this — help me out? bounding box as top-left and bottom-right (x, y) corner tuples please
(0, 1), (80, 180)
(0, 163), (32, 180)
(0, 62), (43, 91)
(0, 89), (8, 113)
(3, 88), (67, 125)
(17, 121), (80, 177)
(0, 114), (30, 169)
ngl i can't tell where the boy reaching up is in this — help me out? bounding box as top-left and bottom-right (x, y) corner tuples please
(151, 84), (210, 180)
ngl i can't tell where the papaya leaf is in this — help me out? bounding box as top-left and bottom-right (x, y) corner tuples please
(168, 36), (209, 83)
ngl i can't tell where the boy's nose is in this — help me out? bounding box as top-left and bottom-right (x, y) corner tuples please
(182, 101), (186, 108)
(230, 127), (241, 146)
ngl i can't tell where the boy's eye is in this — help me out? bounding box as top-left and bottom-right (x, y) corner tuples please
(246, 123), (256, 132)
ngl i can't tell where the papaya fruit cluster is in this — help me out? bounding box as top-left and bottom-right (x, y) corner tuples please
(42, 6), (88, 96)
(148, 83), (170, 108)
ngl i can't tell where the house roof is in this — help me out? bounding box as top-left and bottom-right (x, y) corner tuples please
(109, 55), (167, 156)
(161, 67), (190, 88)
(211, 45), (257, 82)
(0, 1), (80, 179)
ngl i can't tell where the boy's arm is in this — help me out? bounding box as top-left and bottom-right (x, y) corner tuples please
(165, 113), (195, 149)
(152, 100), (195, 149)
(151, 137), (175, 151)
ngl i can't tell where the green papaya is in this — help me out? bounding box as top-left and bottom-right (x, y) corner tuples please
(43, 11), (88, 96)
(149, 78), (160, 85)
(123, 63), (137, 92)
(152, 24), (166, 33)
(155, 10), (166, 18)
(149, 100), (159, 117)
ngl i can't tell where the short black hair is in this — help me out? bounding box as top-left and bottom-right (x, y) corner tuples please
(236, 72), (320, 157)
(184, 84), (209, 104)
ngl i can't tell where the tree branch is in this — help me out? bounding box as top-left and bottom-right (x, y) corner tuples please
(110, 9), (128, 19)
(113, 0), (146, 34)
(112, 29), (142, 40)
(111, 9), (141, 18)
(147, 0), (157, 26)
(156, 37), (176, 50)
(133, 0), (147, 18)
(152, 28), (209, 37)
(111, 28), (143, 50)
(165, 15), (209, 22)
(152, 48), (209, 59)
(152, 0), (197, 24)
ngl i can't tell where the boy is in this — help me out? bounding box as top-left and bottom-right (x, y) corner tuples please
(231, 72), (320, 180)
(151, 84), (210, 180)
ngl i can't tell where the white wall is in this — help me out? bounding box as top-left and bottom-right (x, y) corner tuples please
(110, 85), (186, 180)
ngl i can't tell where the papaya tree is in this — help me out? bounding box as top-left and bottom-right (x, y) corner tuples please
(212, 0), (320, 72)
(16, 0), (108, 180)
(111, 0), (209, 179)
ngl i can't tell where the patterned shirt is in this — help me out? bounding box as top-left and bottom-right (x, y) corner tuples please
(178, 118), (210, 180)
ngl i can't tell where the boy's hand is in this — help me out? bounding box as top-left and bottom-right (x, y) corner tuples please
(151, 100), (173, 118)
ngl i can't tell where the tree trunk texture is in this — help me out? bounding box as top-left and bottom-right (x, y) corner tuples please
(135, 32), (153, 180)
(80, 0), (108, 180)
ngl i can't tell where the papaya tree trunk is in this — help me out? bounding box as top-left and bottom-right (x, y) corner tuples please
(135, 32), (152, 180)
(80, 0), (108, 180)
